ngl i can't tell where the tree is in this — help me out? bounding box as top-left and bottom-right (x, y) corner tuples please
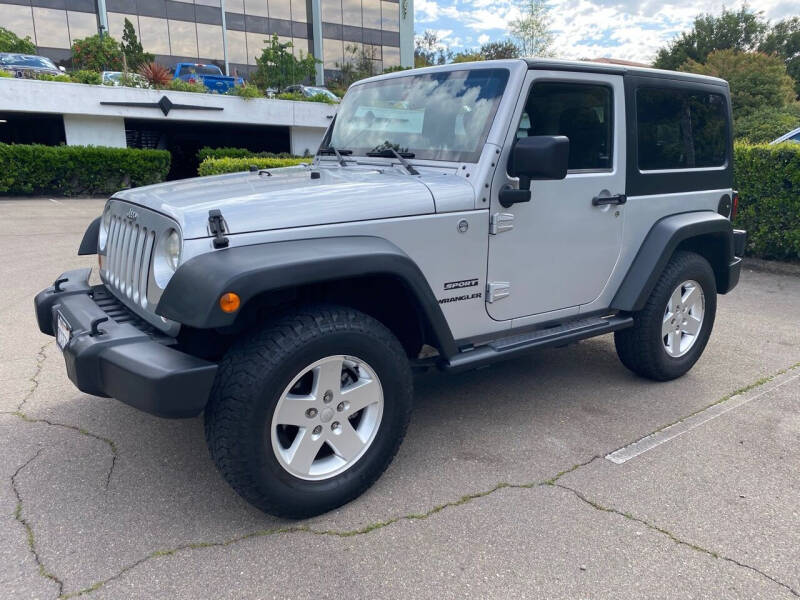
(653, 7), (768, 70)
(680, 50), (796, 119)
(508, 0), (554, 57)
(0, 26), (36, 54)
(121, 18), (153, 71)
(759, 17), (800, 97)
(733, 104), (800, 142)
(71, 34), (124, 71)
(250, 34), (318, 91)
(480, 40), (520, 60)
(414, 30), (451, 67)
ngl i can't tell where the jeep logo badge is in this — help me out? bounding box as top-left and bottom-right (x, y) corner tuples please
(126, 208), (138, 220)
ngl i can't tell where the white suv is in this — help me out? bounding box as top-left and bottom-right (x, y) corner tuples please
(36, 59), (746, 518)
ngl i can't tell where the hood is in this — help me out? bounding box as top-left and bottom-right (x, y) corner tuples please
(114, 165), (454, 239)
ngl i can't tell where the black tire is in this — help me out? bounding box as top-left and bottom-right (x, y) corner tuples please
(204, 304), (413, 518)
(614, 251), (717, 381)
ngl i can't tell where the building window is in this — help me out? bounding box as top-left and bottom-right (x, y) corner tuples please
(291, 0), (307, 22)
(32, 8), (70, 49)
(137, 16), (170, 55)
(342, 0), (362, 28)
(196, 23), (224, 60)
(107, 13), (139, 42)
(636, 88), (728, 170)
(382, 44), (399, 68)
(227, 29), (248, 64)
(323, 37), (343, 69)
(269, 0), (292, 21)
(246, 31), (266, 64)
(321, 0), (342, 24)
(67, 11), (98, 44)
(226, 0), (245, 12)
(3, 5), (35, 43)
(195, 0), (221, 6)
(244, 0), (268, 16)
(362, 0), (380, 29)
(381, 0), (398, 31)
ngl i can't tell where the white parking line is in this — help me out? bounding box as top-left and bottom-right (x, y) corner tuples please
(606, 372), (800, 464)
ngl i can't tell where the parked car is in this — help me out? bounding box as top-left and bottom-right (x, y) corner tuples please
(0, 53), (63, 78)
(770, 126), (800, 144)
(173, 63), (243, 94)
(37, 59), (746, 519)
(102, 71), (150, 88)
(284, 84), (340, 102)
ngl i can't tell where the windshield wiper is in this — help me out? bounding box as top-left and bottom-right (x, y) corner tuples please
(317, 145), (352, 167)
(366, 148), (419, 175)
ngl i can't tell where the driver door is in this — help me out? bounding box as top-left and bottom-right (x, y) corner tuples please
(486, 70), (626, 321)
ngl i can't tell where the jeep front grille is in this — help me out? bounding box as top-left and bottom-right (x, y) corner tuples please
(103, 213), (155, 307)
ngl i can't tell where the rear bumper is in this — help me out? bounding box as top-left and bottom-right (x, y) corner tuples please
(34, 269), (217, 418)
(722, 229), (747, 294)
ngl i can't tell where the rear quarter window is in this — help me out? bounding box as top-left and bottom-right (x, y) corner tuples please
(636, 88), (729, 170)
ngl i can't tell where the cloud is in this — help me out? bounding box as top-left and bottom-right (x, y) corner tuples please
(414, 0), (787, 64)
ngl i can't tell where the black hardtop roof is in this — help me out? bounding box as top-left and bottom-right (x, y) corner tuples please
(523, 58), (729, 88)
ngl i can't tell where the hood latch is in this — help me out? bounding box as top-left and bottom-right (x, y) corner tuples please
(208, 209), (229, 249)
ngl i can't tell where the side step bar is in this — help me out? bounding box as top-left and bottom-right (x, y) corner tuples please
(442, 315), (634, 373)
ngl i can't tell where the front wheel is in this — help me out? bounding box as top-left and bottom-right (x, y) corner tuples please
(615, 251), (717, 381)
(204, 305), (413, 518)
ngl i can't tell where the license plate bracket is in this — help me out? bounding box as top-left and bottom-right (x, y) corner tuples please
(56, 312), (72, 350)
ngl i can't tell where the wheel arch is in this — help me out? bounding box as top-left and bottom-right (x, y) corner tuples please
(157, 236), (458, 359)
(611, 211), (735, 313)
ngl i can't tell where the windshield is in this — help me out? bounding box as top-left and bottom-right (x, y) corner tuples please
(0, 54), (56, 69)
(305, 86), (338, 100)
(184, 64), (222, 76)
(329, 68), (509, 162)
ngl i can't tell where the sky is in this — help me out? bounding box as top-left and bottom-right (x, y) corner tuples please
(414, 0), (799, 64)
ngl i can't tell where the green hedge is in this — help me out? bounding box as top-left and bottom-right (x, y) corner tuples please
(733, 142), (800, 260)
(196, 147), (298, 162)
(0, 144), (171, 196)
(197, 156), (308, 176)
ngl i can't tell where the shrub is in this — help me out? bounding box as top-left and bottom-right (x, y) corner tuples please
(250, 34), (319, 91)
(121, 18), (153, 71)
(71, 34), (124, 72)
(34, 73), (72, 82)
(138, 61), (171, 87)
(196, 147), (297, 161)
(198, 156), (307, 176)
(0, 144), (170, 196)
(276, 91), (336, 104)
(0, 69), (12, 77)
(733, 142), (800, 260)
(70, 70), (103, 85)
(167, 78), (207, 93)
(227, 83), (263, 99)
(734, 104), (800, 143)
(0, 26), (36, 54)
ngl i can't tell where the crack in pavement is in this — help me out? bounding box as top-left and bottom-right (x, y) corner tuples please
(11, 448), (65, 598)
(8, 360), (800, 598)
(553, 483), (800, 598)
(16, 342), (50, 413)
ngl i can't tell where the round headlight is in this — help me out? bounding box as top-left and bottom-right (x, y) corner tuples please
(153, 229), (182, 289)
(98, 206), (111, 251)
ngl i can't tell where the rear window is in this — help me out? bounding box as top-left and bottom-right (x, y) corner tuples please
(636, 88), (728, 171)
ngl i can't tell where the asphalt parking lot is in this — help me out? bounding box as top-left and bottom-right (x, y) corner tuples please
(2, 198), (799, 600)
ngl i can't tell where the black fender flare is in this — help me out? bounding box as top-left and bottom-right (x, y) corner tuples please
(611, 211), (735, 312)
(78, 216), (101, 255)
(156, 236), (458, 357)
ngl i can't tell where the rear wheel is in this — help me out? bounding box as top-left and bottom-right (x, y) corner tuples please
(615, 251), (717, 381)
(204, 305), (413, 518)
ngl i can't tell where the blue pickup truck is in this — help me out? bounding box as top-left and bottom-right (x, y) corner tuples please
(173, 63), (244, 94)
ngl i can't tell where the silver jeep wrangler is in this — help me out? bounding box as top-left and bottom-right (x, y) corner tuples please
(36, 59), (746, 517)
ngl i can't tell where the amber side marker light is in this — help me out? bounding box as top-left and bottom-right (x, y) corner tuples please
(219, 292), (241, 313)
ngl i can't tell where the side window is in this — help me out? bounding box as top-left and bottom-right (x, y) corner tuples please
(636, 88), (728, 170)
(517, 82), (613, 171)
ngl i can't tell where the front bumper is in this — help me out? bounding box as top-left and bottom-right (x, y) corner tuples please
(34, 269), (217, 418)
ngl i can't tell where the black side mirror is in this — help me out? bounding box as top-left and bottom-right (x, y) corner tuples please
(500, 135), (570, 208)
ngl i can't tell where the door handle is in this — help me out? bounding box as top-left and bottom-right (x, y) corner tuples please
(592, 194), (626, 206)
